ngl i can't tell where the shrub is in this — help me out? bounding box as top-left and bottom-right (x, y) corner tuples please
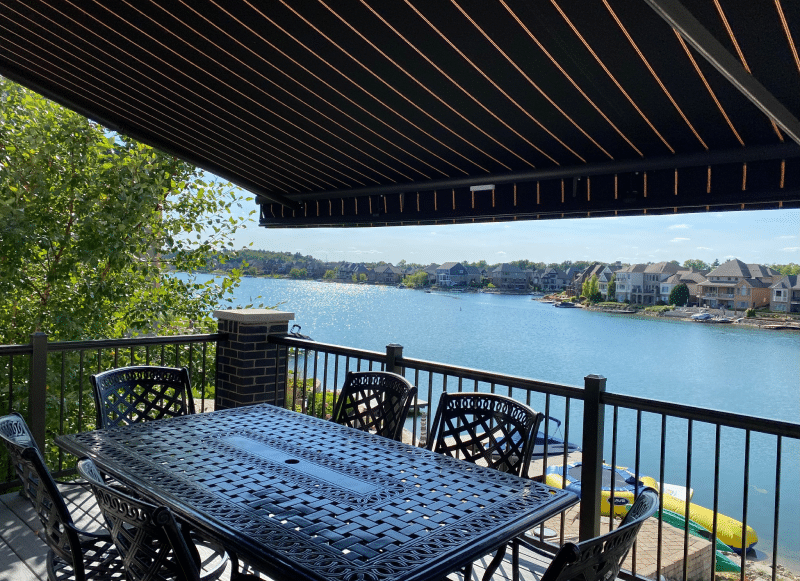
(745, 308), (756, 318)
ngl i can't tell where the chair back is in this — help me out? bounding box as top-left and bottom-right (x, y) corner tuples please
(540, 487), (660, 581)
(0, 413), (83, 575)
(426, 392), (543, 476)
(91, 366), (195, 429)
(77, 457), (200, 581)
(331, 371), (417, 441)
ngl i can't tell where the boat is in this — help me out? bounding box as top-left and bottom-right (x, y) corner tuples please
(531, 416), (581, 459)
(691, 312), (712, 321)
(545, 463), (652, 517)
(639, 475), (758, 554)
(553, 301), (577, 308)
(490, 416), (580, 461)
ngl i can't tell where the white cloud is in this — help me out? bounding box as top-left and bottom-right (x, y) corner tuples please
(497, 251), (507, 255)
(778, 235), (797, 239)
(669, 224), (690, 229)
(696, 246), (713, 250)
(782, 246), (800, 252)
(670, 237), (690, 242)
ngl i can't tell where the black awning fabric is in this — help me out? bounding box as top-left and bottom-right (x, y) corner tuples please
(1, 0), (799, 227)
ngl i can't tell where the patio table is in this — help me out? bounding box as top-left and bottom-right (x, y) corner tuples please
(56, 403), (578, 581)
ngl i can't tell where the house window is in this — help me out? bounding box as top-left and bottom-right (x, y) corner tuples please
(740, 287), (749, 296)
(775, 289), (785, 299)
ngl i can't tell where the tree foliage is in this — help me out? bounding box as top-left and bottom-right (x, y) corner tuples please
(403, 271), (429, 288)
(669, 283), (690, 306)
(0, 79), (253, 343)
(683, 258), (709, 271)
(607, 273), (616, 299)
(581, 274), (602, 303)
(769, 263), (800, 276)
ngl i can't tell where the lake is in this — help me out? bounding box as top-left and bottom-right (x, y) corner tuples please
(197, 275), (800, 566)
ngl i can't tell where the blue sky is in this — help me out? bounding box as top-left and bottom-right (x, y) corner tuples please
(233, 206), (799, 267)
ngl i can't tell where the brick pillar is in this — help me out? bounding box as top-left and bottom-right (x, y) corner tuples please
(213, 309), (295, 410)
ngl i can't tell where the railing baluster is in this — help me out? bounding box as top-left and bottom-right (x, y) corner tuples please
(657, 413), (666, 581)
(772, 436), (782, 581)
(741, 430), (752, 579)
(682, 419), (693, 581)
(609, 406), (619, 534)
(712, 424), (722, 575)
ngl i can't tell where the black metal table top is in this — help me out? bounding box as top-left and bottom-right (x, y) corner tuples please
(57, 404), (578, 581)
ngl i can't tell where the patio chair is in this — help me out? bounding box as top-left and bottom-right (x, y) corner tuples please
(77, 457), (257, 581)
(0, 412), (126, 581)
(91, 366), (195, 429)
(427, 391), (544, 475)
(533, 487), (660, 581)
(330, 371), (417, 441)
(426, 392), (544, 581)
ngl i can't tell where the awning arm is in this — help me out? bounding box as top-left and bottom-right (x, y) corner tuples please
(645, 0), (800, 147)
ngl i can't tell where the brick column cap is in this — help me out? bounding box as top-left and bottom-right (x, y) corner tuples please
(213, 309), (295, 323)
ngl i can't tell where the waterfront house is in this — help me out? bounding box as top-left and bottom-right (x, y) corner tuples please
(540, 268), (568, 292)
(489, 263), (527, 290)
(465, 265), (482, 286)
(373, 264), (404, 285)
(698, 259), (779, 310)
(732, 278), (772, 311)
(336, 262), (371, 282)
(423, 264), (440, 285)
(573, 263), (612, 296)
(770, 275), (800, 313)
(616, 262), (681, 305)
(436, 262), (469, 287)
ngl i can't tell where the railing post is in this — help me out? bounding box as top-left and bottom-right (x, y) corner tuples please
(213, 309), (295, 410)
(385, 343), (404, 374)
(580, 374), (606, 542)
(29, 332), (48, 452)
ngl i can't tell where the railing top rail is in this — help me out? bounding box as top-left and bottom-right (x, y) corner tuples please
(603, 391), (800, 439)
(44, 333), (225, 353)
(269, 334), (386, 361)
(0, 344), (33, 355)
(398, 355), (584, 399)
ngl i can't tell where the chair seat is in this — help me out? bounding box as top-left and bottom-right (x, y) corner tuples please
(47, 536), (126, 581)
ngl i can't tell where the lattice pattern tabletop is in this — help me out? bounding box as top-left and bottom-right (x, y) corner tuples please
(57, 404), (578, 581)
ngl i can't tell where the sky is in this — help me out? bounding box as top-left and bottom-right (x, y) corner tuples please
(230, 203), (799, 267)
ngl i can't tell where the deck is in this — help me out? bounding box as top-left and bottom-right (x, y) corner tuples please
(1, 484), (715, 581)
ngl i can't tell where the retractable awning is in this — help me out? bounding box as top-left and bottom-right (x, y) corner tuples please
(1, 0), (798, 227)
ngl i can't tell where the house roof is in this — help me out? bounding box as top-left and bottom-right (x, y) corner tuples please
(706, 258), (778, 278)
(643, 261), (680, 274)
(492, 263), (523, 274)
(437, 262), (464, 271)
(2, 1), (799, 228)
(770, 275), (800, 289)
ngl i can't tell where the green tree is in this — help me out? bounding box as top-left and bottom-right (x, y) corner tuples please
(323, 269), (336, 280)
(669, 283), (690, 306)
(607, 273), (616, 299)
(403, 271), (429, 288)
(0, 78), (252, 343)
(711, 258), (720, 268)
(769, 263), (800, 275)
(289, 267), (307, 279)
(582, 275), (602, 303)
(683, 258), (709, 271)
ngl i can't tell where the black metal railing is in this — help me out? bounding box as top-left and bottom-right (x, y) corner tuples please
(0, 332), (222, 487)
(269, 334), (800, 581)
(2, 330), (798, 581)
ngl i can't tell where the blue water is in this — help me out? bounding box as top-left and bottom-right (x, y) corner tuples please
(198, 275), (800, 566)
